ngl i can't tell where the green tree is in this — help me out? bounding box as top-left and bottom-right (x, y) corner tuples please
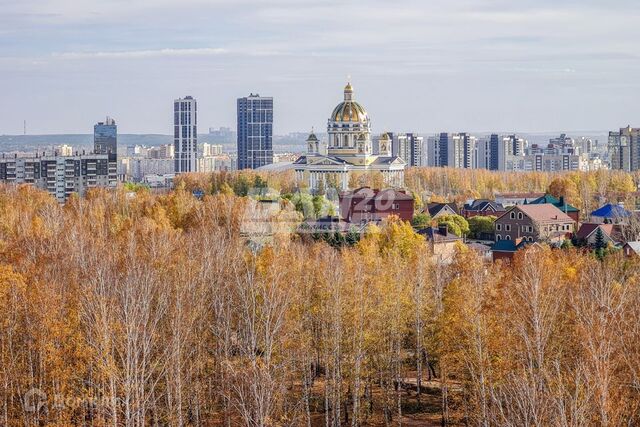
(594, 227), (606, 259)
(467, 215), (496, 238)
(411, 213), (432, 229)
(437, 214), (469, 237)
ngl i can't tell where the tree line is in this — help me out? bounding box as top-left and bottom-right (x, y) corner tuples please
(1, 174), (640, 425)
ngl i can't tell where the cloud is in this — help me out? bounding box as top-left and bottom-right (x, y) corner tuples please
(51, 47), (230, 59)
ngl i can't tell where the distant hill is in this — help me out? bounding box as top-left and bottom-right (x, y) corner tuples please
(0, 133), (307, 154)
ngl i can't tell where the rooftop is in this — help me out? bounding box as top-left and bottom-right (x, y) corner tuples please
(502, 203), (573, 223)
(528, 193), (579, 213)
(591, 203), (631, 218)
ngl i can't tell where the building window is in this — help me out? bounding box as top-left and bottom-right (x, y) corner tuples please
(392, 203), (399, 209)
(496, 224), (502, 231)
(510, 211), (516, 219)
(518, 212), (524, 220)
(496, 234), (501, 241)
(506, 224), (511, 231)
(506, 235), (511, 240)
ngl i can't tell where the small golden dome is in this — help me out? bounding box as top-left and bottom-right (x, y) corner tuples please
(344, 82), (353, 92)
(307, 130), (318, 141)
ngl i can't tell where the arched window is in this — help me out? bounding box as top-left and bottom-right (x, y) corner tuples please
(506, 235), (511, 240)
(496, 234), (502, 241)
(518, 212), (524, 220)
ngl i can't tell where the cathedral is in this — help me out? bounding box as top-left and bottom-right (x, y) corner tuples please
(293, 83), (406, 191)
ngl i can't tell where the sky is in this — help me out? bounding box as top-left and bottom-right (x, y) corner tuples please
(1, 0), (639, 135)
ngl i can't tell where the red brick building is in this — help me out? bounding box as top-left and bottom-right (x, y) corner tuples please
(339, 187), (414, 223)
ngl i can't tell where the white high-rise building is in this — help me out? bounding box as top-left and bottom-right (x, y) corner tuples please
(174, 96), (197, 173)
(425, 133), (476, 168)
(397, 133), (425, 167)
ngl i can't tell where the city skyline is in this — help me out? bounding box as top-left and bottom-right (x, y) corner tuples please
(2, 0), (640, 135)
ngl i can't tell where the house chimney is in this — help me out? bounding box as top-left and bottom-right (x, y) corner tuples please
(438, 224), (448, 236)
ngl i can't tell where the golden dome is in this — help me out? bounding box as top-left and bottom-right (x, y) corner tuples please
(331, 102), (368, 122)
(330, 82), (369, 122)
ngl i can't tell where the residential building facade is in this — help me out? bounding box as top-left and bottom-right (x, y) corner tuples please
(237, 94), (273, 169)
(174, 96), (198, 173)
(94, 117), (117, 159)
(396, 133), (425, 167)
(609, 126), (640, 171)
(0, 153), (117, 203)
(494, 204), (574, 243)
(339, 187), (414, 223)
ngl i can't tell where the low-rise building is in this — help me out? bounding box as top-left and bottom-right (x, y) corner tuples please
(461, 199), (506, 218)
(590, 203), (631, 224)
(528, 193), (580, 223)
(575, 223), (624, 247)
(494, 192), (545, 207)
(494, 204), (574, 244)
(339, 187), (414, 224)
(418, 225), (463, 264)
(491, 239), (537, 262)
(425, 202), (458, 218)
(622, 242), (640, 257)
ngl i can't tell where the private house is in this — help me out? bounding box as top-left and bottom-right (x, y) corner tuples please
(590, 203), (631, 224)
(418, 224), (462, 264)
(528, 194), (580, 223)
(461, 199), (506, 218)
(425, 202), (458, 219)
(494, 192), (545, 207)
(467, 242), (492, 261)
(339, 187), (414, 224)
(574, 223), (624, 247)
(300, 216), (357, 234)
(494, 204), (574, 244)
(491, 238), (533, 262)
(623, 242), (640, 257)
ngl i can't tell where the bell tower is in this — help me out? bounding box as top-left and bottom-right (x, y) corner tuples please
(379, 132), (392, 156)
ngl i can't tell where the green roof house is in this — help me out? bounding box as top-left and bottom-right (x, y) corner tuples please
(527, 194), (579, 222)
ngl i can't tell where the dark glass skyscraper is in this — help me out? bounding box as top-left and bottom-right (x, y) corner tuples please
(94, 117), (117, 161)
(489, 134), (500, 170)
(237, 94), (273, 170)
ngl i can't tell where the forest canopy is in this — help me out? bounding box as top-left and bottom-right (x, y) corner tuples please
(1, 167), (640, 425)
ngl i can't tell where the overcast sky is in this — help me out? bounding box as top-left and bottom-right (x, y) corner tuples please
(1, 0), (639, 135)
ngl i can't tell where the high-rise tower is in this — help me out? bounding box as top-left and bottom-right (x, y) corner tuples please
(237, 94), (273, 169)
(174, 96), (197, 173)
(94, 117), (117, 161)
